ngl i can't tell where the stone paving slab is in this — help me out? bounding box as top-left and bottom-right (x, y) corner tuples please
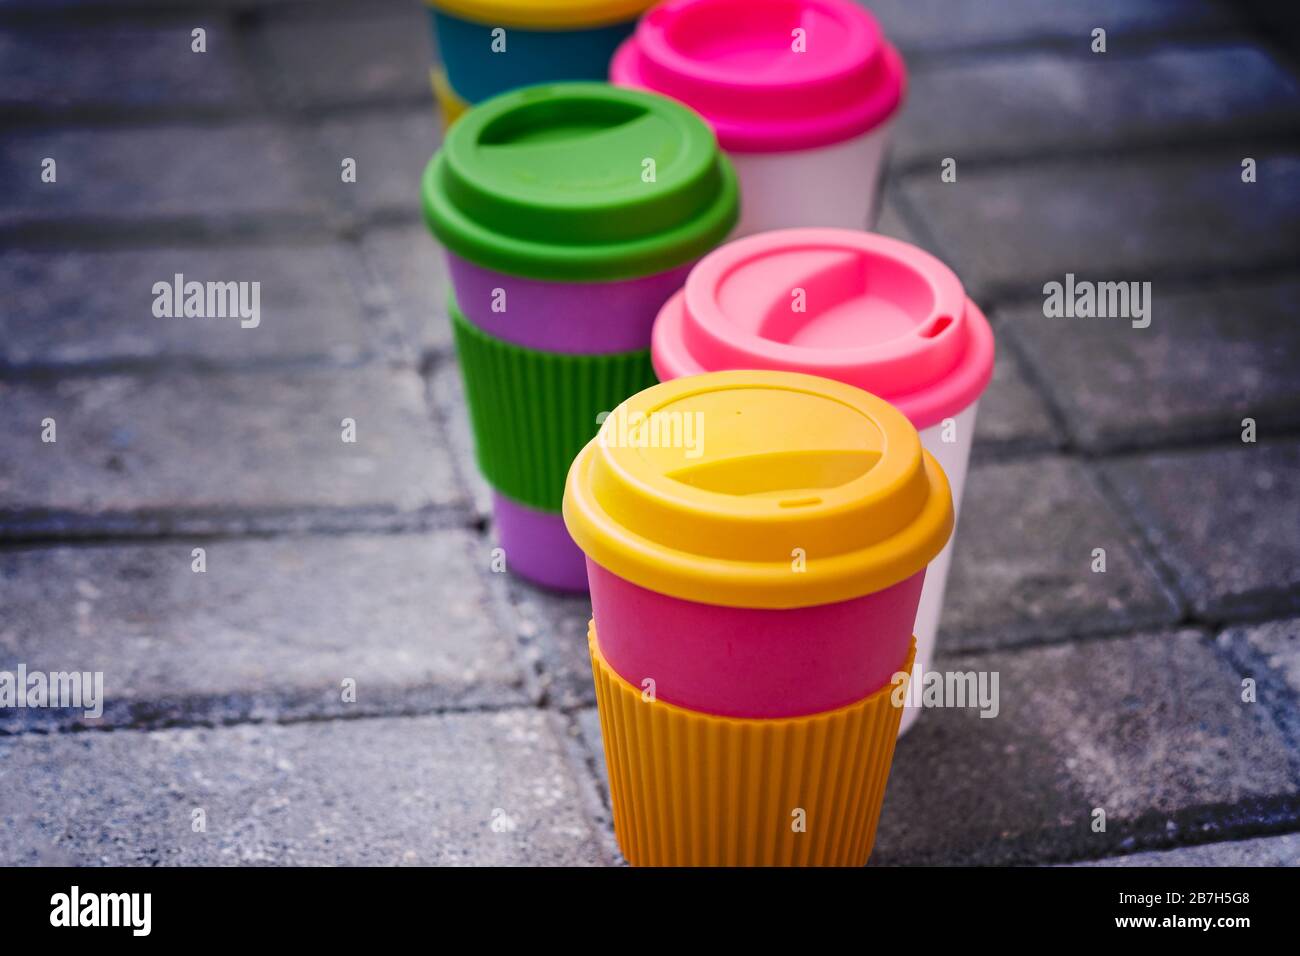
(0, 241), (377, 370)
(1103, 441), (1300, 620)
(1, 122), (328, 235)
(0, 711), (606, 865)
(0, 366), (463, 536)
(246, 2), (433, 109)
(939, 456), (1181, 650)
(0, 20), (253, 116)
(359, 223), (454, 358)
(1071, 832), (1300, 866)
(428, 356), (492, 521)
(312, 108), (441, 222)
(865, 0), (1238, 56)
(1000, 276), (1300, 453)
(0, 530), (528, 731)
(871, 629), (1299, 865)
(894, 44), (1300, 167)
(899, 149), (1300, 299)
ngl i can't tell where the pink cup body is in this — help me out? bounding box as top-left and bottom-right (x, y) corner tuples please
(588, 558), (923, 718)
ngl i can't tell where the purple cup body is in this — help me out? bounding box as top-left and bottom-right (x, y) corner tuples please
(446, 251), (693, 591)
(446, 252), (694, 354)
(492, 492), (590, 592)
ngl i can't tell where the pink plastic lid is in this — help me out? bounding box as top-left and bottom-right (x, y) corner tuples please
(652, 228), (995, 430)
(610, 0), (905, 153)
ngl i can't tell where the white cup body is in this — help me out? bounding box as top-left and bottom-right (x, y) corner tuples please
(726, 122), (893, 238)
(900, 400), (979, 736)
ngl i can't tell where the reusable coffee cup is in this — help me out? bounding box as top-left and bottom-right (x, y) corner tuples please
(425, 0), (655, 107)
(611, 0), (905, 237)
(651, 229), (995, 734)
(564, 369), (953, 865)
(422, 82), (739, 591)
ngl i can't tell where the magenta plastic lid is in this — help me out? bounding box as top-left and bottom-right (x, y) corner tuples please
(652, 228), (995, 430)
(610, 0), (905, 153)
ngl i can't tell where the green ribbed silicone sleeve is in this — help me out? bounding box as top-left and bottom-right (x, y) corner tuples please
(450, 304), (658, 512)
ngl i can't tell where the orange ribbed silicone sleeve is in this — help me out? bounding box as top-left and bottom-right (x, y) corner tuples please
(589, 625), (914, 866)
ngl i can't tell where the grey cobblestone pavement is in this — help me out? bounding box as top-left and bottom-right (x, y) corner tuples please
(1, 0), (1297, 866)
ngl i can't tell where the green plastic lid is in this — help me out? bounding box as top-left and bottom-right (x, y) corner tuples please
(422, 82), (739, 282)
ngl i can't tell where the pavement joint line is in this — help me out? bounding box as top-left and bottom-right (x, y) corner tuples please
(1077, 456), (1194, 619)
(1, 229), (366, 252)
(1086, 432), (1300, 466)
(891, 27), (1262, 68)
(871, 794), (1300, 867)
(967, 439), (1062, 464)
(416, 346), (453, 379)
(937, 620), (1213, 660)
(0, 688), (633, 744)
(1055, 422), (1300, 459)
(0, 215), (348, 247)
(1195, 604), (1300, 635)
(980, 316), (1081, 454)
(0, 504), (482, 544)
(0, 350), (415, 382)
(978, 263), (1300, 310)
(0, 208), (425, 247)
(1062, 826), (1300, 868)
(0, 517), (484, 552)
(554, 709), (622, 865)
(891, 130), (1300, 178)
(0, 352), (402, 381)
(901, 31), (1272, 68)
(971, 258), (1300, 315)
(1213, 622), (1300, 771)
(0, 98), (439, 129)
(917, 136), (1300, 174)
(493, 575), (585, 714)
(0, 698), (555, 740)
(0, 0), (409, 28)
(337, 229), (417, 367)
(420, 357), (491, 514)
(476, 538), (549, 709)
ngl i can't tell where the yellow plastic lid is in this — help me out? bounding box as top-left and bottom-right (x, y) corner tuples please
(563, 370), (953, 609)
(427, 0), (653, 30)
